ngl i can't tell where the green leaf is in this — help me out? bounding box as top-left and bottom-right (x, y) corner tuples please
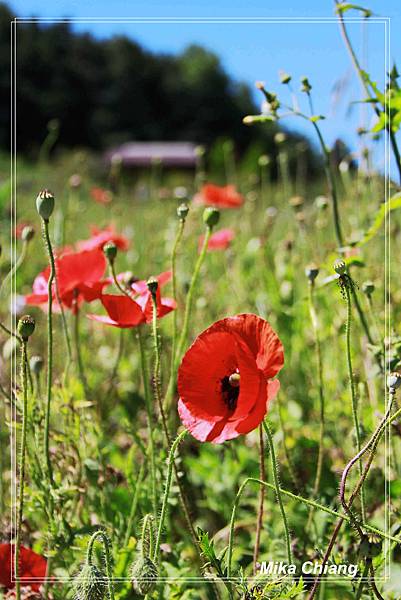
(357, 193), (401, 246)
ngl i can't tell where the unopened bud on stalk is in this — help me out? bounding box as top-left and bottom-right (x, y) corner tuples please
(289, 195), (304, 210)
(30, 355), (44, 375)
(333, 259), (346, 275)
(177, 202), (189, 222)
(362, 281), (375, 297)
(131, 556), (158, 596)
(17, 315), (35, 341)
(36, 189), (55, 221)
(146, 277), (158, 297)
(387, 372), (401, 393)
(103, 241), (117, 264)
(305, 264), (319, 283)
(279, 70), (292, 84)
(73, 562), (106, 600)
(274, 132), (287, 144)
(21, 225), (35, 242)
(258, 154), (270, 167)
(203, 207), (220, 229)
(300, 76), (312, 93)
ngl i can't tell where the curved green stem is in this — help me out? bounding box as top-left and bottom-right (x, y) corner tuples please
(0, 240), (28, 297)
(345, 284), (365, 522)
(15, 340), (28, 600)
(263, 420), (293, 564)
(86, 530), (115, 600)
(153, 429), (188, 562)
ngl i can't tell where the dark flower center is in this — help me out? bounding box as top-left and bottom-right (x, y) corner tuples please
(221, 372), (240, 411)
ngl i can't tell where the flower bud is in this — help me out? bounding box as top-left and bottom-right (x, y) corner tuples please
(274, 132), (287, 144)
(177, 203), (189, 222)
(258, 154), (270, 167)
(279, 70), (291, 84)
(74, 563), (106, 600)
(103, 241), (117, 264)
(362, 281), (375, 297)
(69, 174), (82, 189)
(203, 207), (220, 229)
(315, 195), (328, 210)
(333, 259), (346, 275)
(36, 189), (55, 221)
(30, 355), (44, 375)
(387, 372), (401, 392)
(289, 195), (304, 210)
(305, 264), (319, 283)
(21, 225), (35, 242)
(146, 277), (158, 297)
(131, 556), (158, 596)
(17, 315), (35, 341)
(300, 76), (312, 93)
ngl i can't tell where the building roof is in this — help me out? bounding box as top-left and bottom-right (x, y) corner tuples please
(106, 141), (198, 167)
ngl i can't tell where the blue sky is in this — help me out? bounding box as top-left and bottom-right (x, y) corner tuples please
(8, 0), (401, 173)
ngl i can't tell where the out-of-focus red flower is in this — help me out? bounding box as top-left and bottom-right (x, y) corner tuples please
(0, 544), (47, 592)
(77, 226), (129, 252)
(177, 314), (284, 443)
(89, 270), (176, 327)
(194, 184), (244, 209)
(25, 248), (107, 313)
(90, 187), (112, 205)
(199, 228), (235, 252)
(87, 294), (145, 328)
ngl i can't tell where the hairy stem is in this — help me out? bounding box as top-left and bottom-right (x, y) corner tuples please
(86, 530), (115, 600)
(253, 424), (266, 572)
(169, 217), (185, 397)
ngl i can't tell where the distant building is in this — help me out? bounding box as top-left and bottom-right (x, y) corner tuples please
(106, 141), (198, 168)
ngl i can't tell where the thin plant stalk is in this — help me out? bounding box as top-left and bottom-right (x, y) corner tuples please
(263, 420), (293, 564)
(253, 424), (266, 573)
(169, 217), (186, 392)
(106, 328), (124, 398)
(308, 280), (325, 498)
(0, 239), (28, 297)
(345, 284), (366, 522)
(14, 340), (28, 600)
(73, 299), (89, 399)
(86, 530), (115, 600)
(165, 226), (212, 407)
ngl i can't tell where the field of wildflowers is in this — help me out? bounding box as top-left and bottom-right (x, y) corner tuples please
(1, 5), (401, 600)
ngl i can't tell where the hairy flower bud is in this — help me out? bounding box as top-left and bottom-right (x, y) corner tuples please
(21, 225), (35, 242)
(333, 259), (346, 275)
(103, 241), (117, 264)
(177, 202), (189, 221)
(17, 315), (35, 341)
(74, 563), (106, 600)
(387, 372), (401, 393)
(305, 264), (319, 283)
(36, 189), (55, 221)
(30, 355), (44, 375)
(131, 556), (158, 596)
(203, 207), (220, 229)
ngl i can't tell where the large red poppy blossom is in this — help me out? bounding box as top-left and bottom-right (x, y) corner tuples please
(194, 184), (244, 209)
(90, 187), (112, 205)
(25, 248), (107, 313)
(77, 226), (129, 252)
(0, 544), (47, 592)
(177, 314), (284, 443)
(198, 228), (235, 252)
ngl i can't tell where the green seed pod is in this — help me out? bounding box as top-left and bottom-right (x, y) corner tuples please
(74, 563), (106, 600)
(36, 189), (55, 221)
(333, 259), (346, 275)
(146, 277), (158, 297)
(203, 207), (220, 229)
(21, 225), (35, 242)
(17, 315), (35, 341)
(305, 264), (319, 283)
(131, 556), (158, 596)
(177, 202), (189, 221)
(362, 281), (375, 297)
(30, 355), (44, 375)
(103, 241), (117, 264)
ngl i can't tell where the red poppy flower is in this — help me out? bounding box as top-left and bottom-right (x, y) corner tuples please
(77, 226), (129, 252)
(194, 184), (244, 209)
(25, 248), (107, 313)
(0, 544), (47, 592)
(90, 187), (112, 205)
(135, 286), (176, 323)
(87, 294), (145, 328)
(199, 228), (235, 252)
(177, 314), (284, 443)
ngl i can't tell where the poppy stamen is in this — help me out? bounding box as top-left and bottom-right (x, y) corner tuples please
(221, 372), (240, 411)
